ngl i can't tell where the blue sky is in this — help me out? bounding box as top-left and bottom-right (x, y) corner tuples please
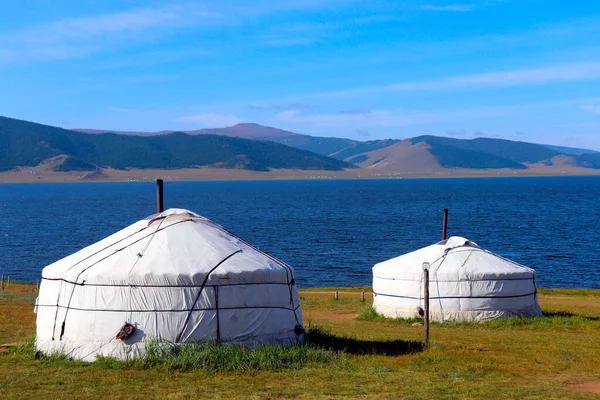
(1, 1), (600, 149)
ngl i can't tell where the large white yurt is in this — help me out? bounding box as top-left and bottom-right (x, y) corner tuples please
(372, 237), (542, 322)
(35, 209), (304, 361)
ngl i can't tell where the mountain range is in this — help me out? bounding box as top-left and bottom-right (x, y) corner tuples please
(74, 123), (400, 161)
(1, 116), (599, 180)
(72, 122), (600, 172)
(0, 117), (353, 173)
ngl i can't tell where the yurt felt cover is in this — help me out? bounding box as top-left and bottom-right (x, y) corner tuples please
(372, 237), (542, 321)
(35, 209), (303, 361)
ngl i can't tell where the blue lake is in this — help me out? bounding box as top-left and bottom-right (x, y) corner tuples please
(1, 176), (599, 289)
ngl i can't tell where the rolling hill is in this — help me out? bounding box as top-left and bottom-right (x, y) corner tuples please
(0, 117), (354, 172)
(73, 123), (400, 160)
(542, 144), (598, 155)
(4, 116), (599, 179)
(73, 123), (598, 171)
(347, 135), (599, 172)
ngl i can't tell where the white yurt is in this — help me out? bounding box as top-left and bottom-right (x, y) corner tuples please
(35, 209), (304, 361)
(372, 236), (542, 322)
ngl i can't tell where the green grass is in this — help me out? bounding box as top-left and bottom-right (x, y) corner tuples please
(357, 306), (599, 330)
(0, 288), (38, 303)
(103, 341), (338, 372)
(7, 336), (339, 373)
(538, 287), (600, 297)
(357, 306), (423, 324)
(1, 284), (600, 399)
(303, 286), (373, 293)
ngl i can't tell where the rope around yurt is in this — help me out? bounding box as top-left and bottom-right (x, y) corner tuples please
(54, 217), (191, 341)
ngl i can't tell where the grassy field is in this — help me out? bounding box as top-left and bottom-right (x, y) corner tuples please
(1, 283), (599, 399)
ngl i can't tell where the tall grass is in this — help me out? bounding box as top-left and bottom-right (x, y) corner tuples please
(7, 338), (76, 367)
(120, 341), (339, 372)
(357, 306), (599, 330)
(12, 338), (340, 372)
(357, 306), (423, 324)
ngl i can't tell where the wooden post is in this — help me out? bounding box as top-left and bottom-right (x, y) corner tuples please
(1, 274), (3, 291)
(7, 275), (9, 288)
(423, 262), (430, 345)
(37, 280), (40, 291)
(156, 179), (164, 213)
(442, 208), (448, 240)
(361, 291), (365, 302)
(334, 291), (339, 301)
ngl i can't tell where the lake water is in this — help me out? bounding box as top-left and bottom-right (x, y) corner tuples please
(1, 177), (599, 289)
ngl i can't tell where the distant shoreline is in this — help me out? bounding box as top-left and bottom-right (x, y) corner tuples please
(2, 166), (600, 184)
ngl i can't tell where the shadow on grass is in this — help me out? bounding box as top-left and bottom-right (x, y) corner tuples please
(543, 311), (600, 321)
(306, 327), (424, 356)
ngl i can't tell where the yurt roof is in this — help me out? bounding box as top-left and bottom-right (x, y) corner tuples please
(373, 236), (536, 281)
(42, 208), (291, 285)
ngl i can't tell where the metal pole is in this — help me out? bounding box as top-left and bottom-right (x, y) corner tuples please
(156, 179), (164, 213)
(423, 262), (430, 345)
(442, 208), (448, 240)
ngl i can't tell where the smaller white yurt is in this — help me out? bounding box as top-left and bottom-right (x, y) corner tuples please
(35, 209), (304, 361)
(372, 237), (542, 321)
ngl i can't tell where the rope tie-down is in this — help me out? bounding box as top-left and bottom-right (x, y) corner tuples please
(176, 249), (243, 343)
(54, 218), (188, 341)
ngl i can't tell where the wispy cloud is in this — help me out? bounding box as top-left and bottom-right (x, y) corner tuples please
(264, 38), (314, 47)
(315, 61), (600, 98)
(581, 105), (600, 113)
(264, 97), (600, 136)
(283, 23), (335, 32)
(273, 109), (412, 127)
(0, 4), (214, 64)
(421, 4), (474, 12)
(110, 107), (138, 113)
(0, 1), (349, 65)
(175, 113), (243, 127)
(340, 108), (372, 115)
(248, 103), (315, 111)
(259, 22), (336, 48)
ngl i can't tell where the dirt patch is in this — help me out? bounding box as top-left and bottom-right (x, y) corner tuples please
(574, 382), (600, 394)
(0, 345), (11, 353)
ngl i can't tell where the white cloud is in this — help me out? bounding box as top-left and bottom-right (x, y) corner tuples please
(264, 38), (314, 47)
(421, 4), (474, 12)
(248, 103), (315, 111)
(315, 61), (600, 98)
(581, 105), (600, 113)
(0, 1), (350, 65)
(175, 113), (243, 127)
(273, 109), (413, 127)
(261, 97), (600, 137)
(0, 4), (214, 64)
(110, 107), (138, 113)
